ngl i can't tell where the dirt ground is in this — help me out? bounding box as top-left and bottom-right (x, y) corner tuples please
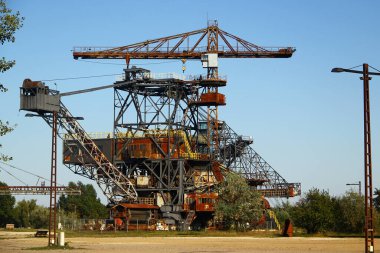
(0, 231), (378, 253)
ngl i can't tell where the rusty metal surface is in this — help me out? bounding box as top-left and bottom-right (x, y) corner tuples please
(332, 63), (376, 253)
(0, 186), (81, 195)
(48, 111), (57, 246)
(20, 85), (60, 113)
(21, 23), (300, 231)
(362, 64), (375, 253)
(72, 25), (295, 61)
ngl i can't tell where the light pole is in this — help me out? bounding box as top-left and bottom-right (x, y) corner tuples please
(25, 112), (58, 246)
(25, 113), (83, 246)
(346, 181), (361, 196)
(332, 63), (380, 253)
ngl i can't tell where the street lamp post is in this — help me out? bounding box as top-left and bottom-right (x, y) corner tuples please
(25, 113), (83, 246)
(25, 112), (58, 245)
(346, 181), (361, 196)
(332, 63), (380, 253)
(49, 111), (57, 246)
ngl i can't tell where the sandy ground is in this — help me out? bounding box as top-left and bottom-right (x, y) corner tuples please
(0, 231), (378, 253)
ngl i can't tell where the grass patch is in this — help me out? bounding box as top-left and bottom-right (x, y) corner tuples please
(25, 244), (76, 251)
(62, 229), (282, 238)
(0, 228), (37, 232)
(288, 230), (380, 238)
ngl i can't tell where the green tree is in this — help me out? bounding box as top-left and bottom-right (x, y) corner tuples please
(374, 188), (380, 212)
(273, 200), (292, 226)
(30, 205), (49, 229)
(215, 173), (263, 231)
(291, 188), (334, 234)
(13, 199), (37, 228)
(13, 199), (50, 228)
(0, 0), (24, 161)
(58, 181), (108, 219)
(0, 181), (16, 226)
(333, 191), (364, 233)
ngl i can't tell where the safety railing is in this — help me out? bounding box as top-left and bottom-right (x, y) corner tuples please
(116, 72), (227, 82)
(64, 131), (145, 140)
(187, 74), (227, 81)
(146, 129), (202, 160)
(65, 129), (204, 160)
(267, 210), (281, 231)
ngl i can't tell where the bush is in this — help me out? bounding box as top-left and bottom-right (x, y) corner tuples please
(215, 173), (263, 231)
(333, 191), (364, 233)
(290, 188), (334, 234)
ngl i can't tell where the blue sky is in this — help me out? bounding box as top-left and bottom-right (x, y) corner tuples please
(1, 0), (380, 205)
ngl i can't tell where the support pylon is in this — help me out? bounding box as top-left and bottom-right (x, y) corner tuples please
(361, 63), (375, 253)
(48, 111), (58, 246)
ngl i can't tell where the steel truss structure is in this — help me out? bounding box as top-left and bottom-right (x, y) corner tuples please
(20, 23), (300, 229)
(20, 84), (137, 203)
(61, 67), (300, 227)
(73, 21), (295, 61)
(217, 118), (301, 197)
(0, 186), (81, 195)
(72, 22), (296, 167)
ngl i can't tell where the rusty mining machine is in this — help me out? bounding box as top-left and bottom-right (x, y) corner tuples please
(21, 22), (300, 230)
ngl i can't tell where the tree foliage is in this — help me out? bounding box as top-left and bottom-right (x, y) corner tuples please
(58, 181), (108, 219)
(215, 172), (263, 231)
(13, 199), (49, 228)
(13, 199), (37, 228)
(0, 119), (15, 161)
(286, 188), (367, 234)
(0, 0), (24, 76)
(0, 0), (23, 161)
(29, 205), (49, 229)
(273, 200), (292, 226)
(332, 191), (364, 233)
(0, 0), (23, 89)
(374, 188), (380, 212)
(290, 188), (334, 234)
(0, 181), (16, 226)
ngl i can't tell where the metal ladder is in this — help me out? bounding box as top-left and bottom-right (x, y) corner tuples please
(52, 102), (138, 203)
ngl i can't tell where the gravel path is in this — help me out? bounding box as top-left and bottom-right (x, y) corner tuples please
(0, 231), (377, 253)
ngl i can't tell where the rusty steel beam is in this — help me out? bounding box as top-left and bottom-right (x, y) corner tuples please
(0, 186), (81, 195)
(73, 48), (294, 60)
(73, 25), (295, 60)
(362, 64), (375, 253)
(332, 63), (377, 253)
(48, 111), (58, 246)
(256, 188), (298, 198)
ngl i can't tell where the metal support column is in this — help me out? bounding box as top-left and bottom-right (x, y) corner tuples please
(362, 63), (374, 253)
(48, 111), (58, 246)
(178, 160), (184, 205)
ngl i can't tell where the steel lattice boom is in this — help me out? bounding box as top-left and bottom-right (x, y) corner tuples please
(73, 23), (295, 61)
(217, 119), (301, 197)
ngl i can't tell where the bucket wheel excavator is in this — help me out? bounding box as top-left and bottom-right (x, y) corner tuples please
(21, 21), (300, 230)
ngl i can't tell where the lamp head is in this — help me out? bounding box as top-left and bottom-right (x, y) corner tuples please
(331, 68), (344, 73)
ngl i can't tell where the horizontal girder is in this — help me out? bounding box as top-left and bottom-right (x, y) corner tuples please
(73, 25), (295, 60)
(0, 186), (81, 195)
(73, 49), (294, 60)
